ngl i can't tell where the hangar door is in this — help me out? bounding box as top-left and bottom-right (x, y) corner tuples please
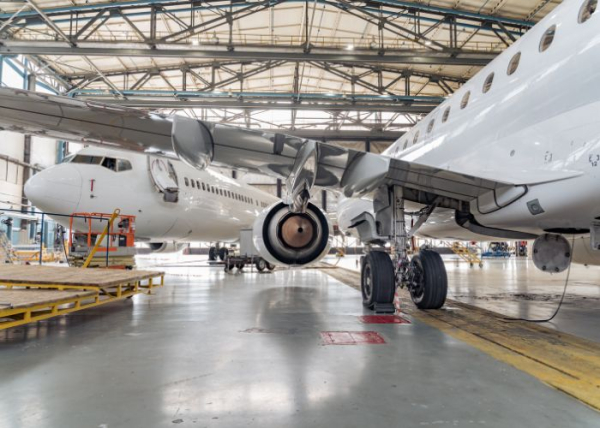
(149, 157), (179, 203)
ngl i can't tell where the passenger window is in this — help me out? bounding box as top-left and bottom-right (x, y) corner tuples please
(202, 183), (206, 191)
(579, 0), (597, 23)
(539, 25), (556, 52)
(482, 73), (494, 93)
(191, 180), (196, 189)
(184, 178), (189, 187)
(101, 157), (117, 171)
(460, 91), (471, 109)
(442, 107), (451, 123)
(507, 52), (521, 75)
(427, 119), (435, 134)
(117, 159), (132, 172)
(195, 180), (200, 188)
(413, 131), (420, 145)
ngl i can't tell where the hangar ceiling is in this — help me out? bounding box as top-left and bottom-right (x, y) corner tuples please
(0, 0), (562, 135)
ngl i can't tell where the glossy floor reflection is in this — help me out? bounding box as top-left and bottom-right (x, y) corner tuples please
(329, 254), (600, 343)
(1, 262), (599, 427)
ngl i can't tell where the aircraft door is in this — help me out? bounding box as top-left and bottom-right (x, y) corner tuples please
(149, 157), (179, 203)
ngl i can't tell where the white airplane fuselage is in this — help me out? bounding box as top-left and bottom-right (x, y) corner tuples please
(24, 147), (279, 243)
(339, 0), (600, 241)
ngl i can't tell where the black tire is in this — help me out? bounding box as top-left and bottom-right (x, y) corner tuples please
(255, 258), (267, 272)
(361, 251), (395, 310)
(208, 247), (217, 261)
(266, 262), (275, 271)
(218, 247), (228, 261)
(409, 250), (447, 310)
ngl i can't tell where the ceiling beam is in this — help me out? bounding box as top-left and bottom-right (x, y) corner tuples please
(266, 128), (404, 141)
(74, 98), (439, 113)
(0, 42), (497, 65)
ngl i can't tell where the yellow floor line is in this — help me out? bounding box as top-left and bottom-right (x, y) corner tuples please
(321, 266), (600, 411)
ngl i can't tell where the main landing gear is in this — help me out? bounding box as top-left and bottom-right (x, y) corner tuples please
(208, 246), (229, 261)
(359, 187), (448, 311)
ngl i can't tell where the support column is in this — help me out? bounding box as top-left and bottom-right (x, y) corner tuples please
(321, 190), (327, 212)
(276, 179), (282, 198)
(22, 73), (36, 210)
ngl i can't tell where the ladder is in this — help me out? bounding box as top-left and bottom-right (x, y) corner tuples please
(0, 231), (15, 264)
(443, 241), (483, 267)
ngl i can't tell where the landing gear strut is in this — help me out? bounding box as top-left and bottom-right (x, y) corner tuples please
(359, 187), (448, 311)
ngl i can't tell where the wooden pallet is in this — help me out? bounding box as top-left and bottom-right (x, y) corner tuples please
(0, 265), (161, 289)
(0, 266), (164, 330)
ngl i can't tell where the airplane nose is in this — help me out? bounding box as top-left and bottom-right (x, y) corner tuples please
(25, 165), (82, 215)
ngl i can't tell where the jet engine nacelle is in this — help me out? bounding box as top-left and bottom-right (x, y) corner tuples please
(148, 242), (187, 253)
(253, 202), (332, 266)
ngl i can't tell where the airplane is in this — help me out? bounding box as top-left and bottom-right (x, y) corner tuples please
(0, 0), (598, 312)
(23, 146), (279, 265)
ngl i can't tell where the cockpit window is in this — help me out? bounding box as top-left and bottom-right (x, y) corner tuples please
(117, 159), (132, 172)
(102, 157), (117, 171)
(72, 155), (103, 165)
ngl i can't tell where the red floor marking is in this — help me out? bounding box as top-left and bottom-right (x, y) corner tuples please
(321, 331), (386, 345)
(357, 315), (411, 324)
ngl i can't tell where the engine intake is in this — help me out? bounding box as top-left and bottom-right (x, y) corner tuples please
(148, 242), (187, 253)
(253, 202), (331, 266)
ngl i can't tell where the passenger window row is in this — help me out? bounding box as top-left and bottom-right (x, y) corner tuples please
(396, 0), (597, 154)
(183, 177), (269, 208)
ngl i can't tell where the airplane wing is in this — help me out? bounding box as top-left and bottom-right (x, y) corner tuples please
(0, 88), (578, 211)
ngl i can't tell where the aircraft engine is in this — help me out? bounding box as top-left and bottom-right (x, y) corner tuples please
(253, 202), (332, 266)
(532, 233), (572, 273)
(148, 242), (187, 253)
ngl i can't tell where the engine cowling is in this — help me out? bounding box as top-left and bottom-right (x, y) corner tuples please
(148, 242), (187, 253)
(253, 202), (332, 266)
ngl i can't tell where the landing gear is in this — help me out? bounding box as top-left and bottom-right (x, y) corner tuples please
(405, 250), (447, 309)
(359, 186), (448, 311)
(255, 258), (267, 272)
(218, 247), (228, 261)
(361, 251), (395, 310)
(208, 246), (217, 261)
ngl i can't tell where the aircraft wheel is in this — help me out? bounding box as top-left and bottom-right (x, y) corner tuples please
(361, 251), (395, 310)
(218, 247), (228, 261)
(208, 247), (217, 261)
(255, 258), (267, 272)
(408, 250), (448, 310)
(266, 262), (275, 271)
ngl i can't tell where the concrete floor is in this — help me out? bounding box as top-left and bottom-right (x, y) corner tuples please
(1, 260), (599, 427)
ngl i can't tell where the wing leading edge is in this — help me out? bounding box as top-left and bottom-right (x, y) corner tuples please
(0, 88), (550, 210)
